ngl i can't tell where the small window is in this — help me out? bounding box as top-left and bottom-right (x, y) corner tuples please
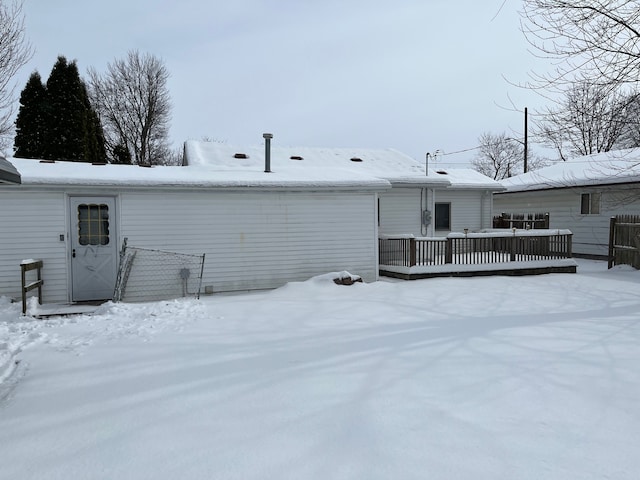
(581, 193), (601, 215)
(435, 202), (451, 230)
(78, 204), (110, 245)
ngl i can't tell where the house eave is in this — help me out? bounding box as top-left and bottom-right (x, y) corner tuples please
(17, 178), (392, 193)
(388, 177), (451, 188)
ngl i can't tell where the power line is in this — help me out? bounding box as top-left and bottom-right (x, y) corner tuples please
(440, 146), (482, 156)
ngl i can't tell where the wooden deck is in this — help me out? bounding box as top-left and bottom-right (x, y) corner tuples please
(379, 230), (576, 280)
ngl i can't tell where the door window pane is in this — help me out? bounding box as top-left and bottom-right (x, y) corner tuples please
(78, 204), (110, 245)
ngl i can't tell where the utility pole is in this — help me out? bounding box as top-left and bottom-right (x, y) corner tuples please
(524, 107), (528, 173)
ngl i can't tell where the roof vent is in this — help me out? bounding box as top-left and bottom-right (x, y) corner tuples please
(290, 155), (303, 161)
(39, 159), (55, 164)
(234, 153), (249, 159)
(92, 162), (107, 166)
(263, 133), (273, 173)
(436, 170), (448, 175)
(350, 157), (363, 162)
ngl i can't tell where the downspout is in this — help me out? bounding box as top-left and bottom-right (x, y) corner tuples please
(421, 187), (428, 236)
(430, 188), (436, 236)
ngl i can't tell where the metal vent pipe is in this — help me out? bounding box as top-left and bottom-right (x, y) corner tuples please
(263, 133), (273, 173)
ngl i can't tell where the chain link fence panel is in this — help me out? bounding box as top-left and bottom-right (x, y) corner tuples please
(113, 241), (205, 303)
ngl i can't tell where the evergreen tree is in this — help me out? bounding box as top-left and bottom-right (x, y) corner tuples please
(82, 88), (107, 163)
(14, 56), (106, 162)
(111, 143), (132, 164)
(44, 56), (88, 161)
(14, 71), (46, 158)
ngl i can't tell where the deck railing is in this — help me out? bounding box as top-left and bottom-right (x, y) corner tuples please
(379, 230), (573, 268)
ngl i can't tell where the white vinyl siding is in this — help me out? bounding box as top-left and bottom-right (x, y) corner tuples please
(379, 188), (493, 237)
(433, 190), (489, 235)
(494, 187), (640, 257)
(0, 190), (69, 303)
(1, 186), (379, 302)
(119, 190), (378, 293)
(378, 189), (421, 236)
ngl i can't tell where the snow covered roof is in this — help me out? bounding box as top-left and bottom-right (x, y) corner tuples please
(0, 156), (20, 184)
(4, 141), (503, 192)
(5, 157), (390, 191)
(185, 141), (448, 187)
(184, 141), (504, 190)
(500, 148), (640, 193)
(426, 167), (507, 190)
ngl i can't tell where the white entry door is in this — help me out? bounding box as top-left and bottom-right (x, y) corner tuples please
(69, 197), (118, 302)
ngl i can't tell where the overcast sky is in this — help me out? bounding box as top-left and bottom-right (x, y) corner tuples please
(15, 0), (550, 167)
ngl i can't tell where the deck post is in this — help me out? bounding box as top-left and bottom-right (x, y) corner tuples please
(608, 216), (616, 269)
(510, 235), (517, 262)
(409, 238), (416, 267)
(445, 237), (453, 264)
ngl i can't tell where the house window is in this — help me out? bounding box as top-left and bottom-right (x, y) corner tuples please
(580, 193), (601, 215)
(435, 202), (451, 230)
(78, 204), (110, 245)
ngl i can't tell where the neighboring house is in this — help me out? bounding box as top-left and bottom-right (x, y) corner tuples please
(494, 148), (640, 258)
(0, 141), (502, 303)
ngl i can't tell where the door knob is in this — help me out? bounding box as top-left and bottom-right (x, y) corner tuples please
(72, 249), (76, 258)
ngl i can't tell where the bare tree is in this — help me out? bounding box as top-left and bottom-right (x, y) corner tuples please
(0, 0), (32, 151)
(521, 0), (640, 89)
(536, 81), (631, 160)
(615, 93), (640, 148)
(472, 132), (528, 180)
(88, 50), (171, 165)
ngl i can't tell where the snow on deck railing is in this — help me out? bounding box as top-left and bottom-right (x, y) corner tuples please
(379, 229), (573, 268)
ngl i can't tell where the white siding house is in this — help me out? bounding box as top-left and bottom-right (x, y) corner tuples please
(0, 141), (502, 303)
(495, 149), (640, 258)
(1, 157), (386, 303)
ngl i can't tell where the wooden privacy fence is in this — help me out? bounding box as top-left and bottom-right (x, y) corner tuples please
(493, 212), (549, 229)
(380, 230), (573, 268)
(608, 215), (640, 269)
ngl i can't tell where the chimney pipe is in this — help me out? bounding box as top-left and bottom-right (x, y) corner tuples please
(263, 133), (273, 173)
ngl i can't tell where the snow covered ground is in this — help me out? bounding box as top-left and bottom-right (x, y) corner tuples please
(1, 259), (639, 479)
